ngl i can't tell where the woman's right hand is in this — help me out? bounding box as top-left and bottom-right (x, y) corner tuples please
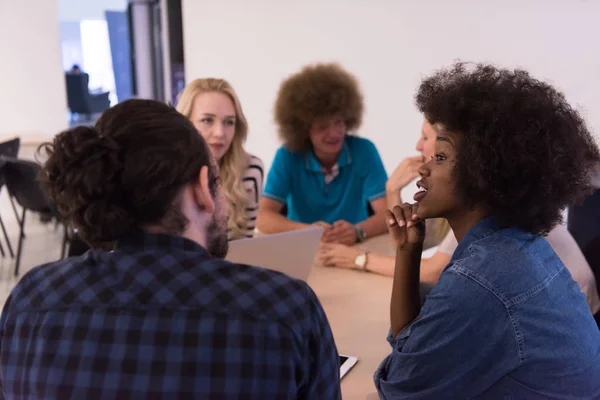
(385, 156), (423, 193)
(386, 203), (426, 249)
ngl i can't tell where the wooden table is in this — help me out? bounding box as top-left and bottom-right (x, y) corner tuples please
(307, 235), (396, 400)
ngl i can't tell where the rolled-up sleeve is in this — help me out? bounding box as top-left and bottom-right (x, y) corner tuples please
(374, 269), (521, 399)
(385, 322), (413, 348)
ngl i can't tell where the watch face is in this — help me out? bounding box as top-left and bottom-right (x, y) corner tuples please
(355, 254), (366, 268)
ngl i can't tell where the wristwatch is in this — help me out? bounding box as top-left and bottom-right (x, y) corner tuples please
(355, 225), (367, 243)
(354, 252), (369, 272)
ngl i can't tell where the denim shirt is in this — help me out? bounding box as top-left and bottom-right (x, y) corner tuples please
(375, 218), (600, 399)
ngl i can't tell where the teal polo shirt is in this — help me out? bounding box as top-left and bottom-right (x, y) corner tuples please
(263, 136), (388, 224)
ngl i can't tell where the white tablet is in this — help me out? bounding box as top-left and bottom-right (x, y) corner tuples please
(339, 354), (358, 379)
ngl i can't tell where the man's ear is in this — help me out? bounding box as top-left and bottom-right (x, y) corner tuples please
(193, 166), (215, 214)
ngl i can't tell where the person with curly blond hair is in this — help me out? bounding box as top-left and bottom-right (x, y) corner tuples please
(257, 63), (388, 247)
(177, 78), (263, 241)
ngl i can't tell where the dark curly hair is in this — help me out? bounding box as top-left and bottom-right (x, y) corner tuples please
(38, 99), (217, 248)
(274, 63), (363, 152)
(416, 62), (600, 235)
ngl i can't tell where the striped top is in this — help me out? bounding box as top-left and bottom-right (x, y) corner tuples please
(227, 154), (264, 241)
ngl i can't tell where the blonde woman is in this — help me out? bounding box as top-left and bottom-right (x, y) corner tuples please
(177, 78), (263, 240)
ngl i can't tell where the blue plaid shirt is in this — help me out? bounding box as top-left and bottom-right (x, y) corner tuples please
(0, 232), (341, 399)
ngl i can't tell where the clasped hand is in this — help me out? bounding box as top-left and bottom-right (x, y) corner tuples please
(313, 220), (357, 246)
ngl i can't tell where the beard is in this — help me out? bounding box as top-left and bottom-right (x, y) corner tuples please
(205, 211), (228, 259)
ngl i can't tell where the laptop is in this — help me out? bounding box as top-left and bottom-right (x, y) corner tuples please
(225, 227), (324, 281)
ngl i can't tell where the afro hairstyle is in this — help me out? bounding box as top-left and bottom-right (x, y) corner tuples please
(416, 61), (600, 235)
(274, 63), (364, 152)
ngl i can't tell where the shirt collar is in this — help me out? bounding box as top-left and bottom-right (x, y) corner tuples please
(116, 231), (210, 256)
(451, 217), (502, 260)
(304, 138), (352, 172)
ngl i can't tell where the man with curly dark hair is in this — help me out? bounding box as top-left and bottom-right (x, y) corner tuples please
(375, 62), (600, 399)
(257, 63), (389, 248)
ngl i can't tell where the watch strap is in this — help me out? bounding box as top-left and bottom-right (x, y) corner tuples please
(355, 225), (367, 243)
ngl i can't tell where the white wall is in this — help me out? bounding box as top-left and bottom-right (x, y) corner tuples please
(58, 0), (127, 21)
(60, 21), (84, 71)
(0, 0), (68, 139)
(182, 0), (600, 175)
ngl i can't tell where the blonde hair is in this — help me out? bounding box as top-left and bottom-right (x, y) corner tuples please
(176, 78), (250, 239)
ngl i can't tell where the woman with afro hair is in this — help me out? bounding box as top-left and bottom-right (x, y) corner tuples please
(375, 62), (600, 399)
(257, 63), (389, 247)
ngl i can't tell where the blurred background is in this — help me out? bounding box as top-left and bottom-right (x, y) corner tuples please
(1, 0), (598, 173)
(0, 0), (598, 281)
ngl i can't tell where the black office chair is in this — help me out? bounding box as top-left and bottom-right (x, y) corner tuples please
(65, 73), (110, 120)
(0, 138), (20, 158)
(0, 161), (8, 258)
(579, 236), (600, 327)
(567, 188), (600, 327)
(568, 189), (600, 251)
(0, 138), (21, 258)
(3, 158), (69, 276)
